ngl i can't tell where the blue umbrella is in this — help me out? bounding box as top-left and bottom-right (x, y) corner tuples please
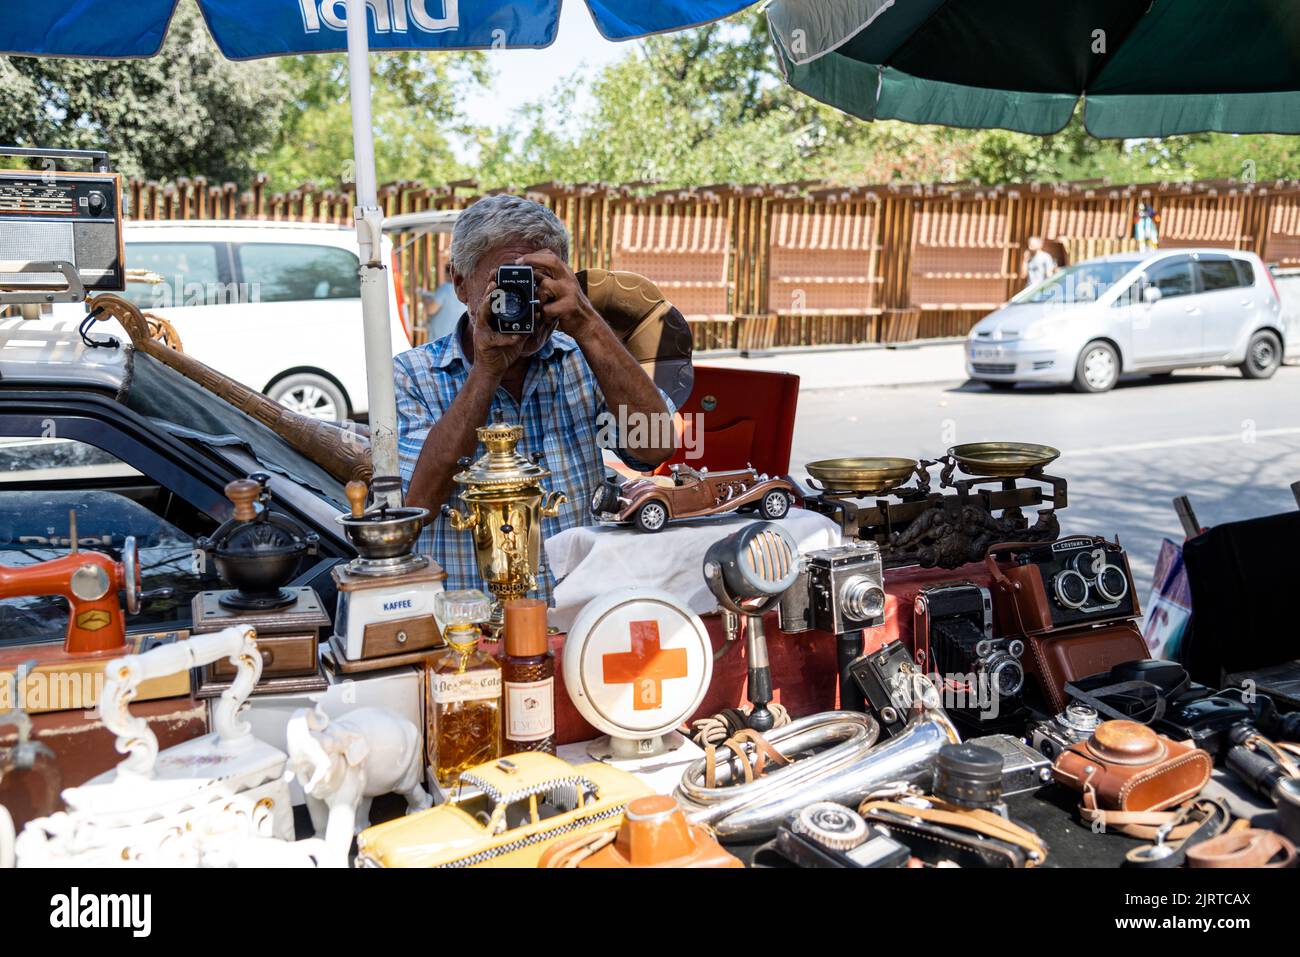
(3, 0), (758, 501)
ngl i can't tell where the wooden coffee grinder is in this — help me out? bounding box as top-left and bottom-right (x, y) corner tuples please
(329, 477), (447, 672)
(191, 475), (329, 697)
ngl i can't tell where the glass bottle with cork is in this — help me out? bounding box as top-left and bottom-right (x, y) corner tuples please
(500, 598), (556, 755)
(427, 590), (502, 789)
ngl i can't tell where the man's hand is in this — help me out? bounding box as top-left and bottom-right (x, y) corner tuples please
(472, 280), (529, 379)
(518, 249), (600, 341)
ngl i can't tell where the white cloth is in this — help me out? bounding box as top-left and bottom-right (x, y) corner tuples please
(544, 508), (843, 632)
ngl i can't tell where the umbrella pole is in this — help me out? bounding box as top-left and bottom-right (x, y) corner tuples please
(345, 0), (401, 507)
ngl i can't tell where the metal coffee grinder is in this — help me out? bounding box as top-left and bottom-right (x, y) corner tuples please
(331, 476), (447, 670)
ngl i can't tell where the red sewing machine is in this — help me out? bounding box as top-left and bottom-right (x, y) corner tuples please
(0, 512), (189, 713)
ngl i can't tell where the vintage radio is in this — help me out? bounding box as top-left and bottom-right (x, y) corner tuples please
(0, 147), (124, 302)
(985, 536), (1139, 635)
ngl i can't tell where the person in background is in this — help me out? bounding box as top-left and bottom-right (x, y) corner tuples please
(1133, 203), (1160, 252)
(420, 262), (461, 343)
(1022, 236), (1058, 289)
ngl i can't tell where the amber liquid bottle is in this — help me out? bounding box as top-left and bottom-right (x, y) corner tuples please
(500, 598), (556, 755)
(427, 590), (502, 790)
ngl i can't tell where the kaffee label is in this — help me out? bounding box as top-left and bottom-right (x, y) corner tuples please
(432, 670), (502, 704)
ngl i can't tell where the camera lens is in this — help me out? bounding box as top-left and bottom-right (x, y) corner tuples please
(840, 577), (885, 622)
(498, 289), (524, 320)
(986, 653), (1025, 698)
(1052, 569), (1090, 609)
(1095, 564), (1129, 603)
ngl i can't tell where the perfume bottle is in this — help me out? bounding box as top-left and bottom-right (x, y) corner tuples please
(500, 598), (556, 756)
(427, 590), (502, 790)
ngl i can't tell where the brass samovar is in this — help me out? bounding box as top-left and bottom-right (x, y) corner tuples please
(442, 416), (566, 623)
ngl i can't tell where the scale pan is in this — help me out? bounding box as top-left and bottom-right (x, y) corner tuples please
(948, 442), (1060, 478)
(805, 457), (919, 494)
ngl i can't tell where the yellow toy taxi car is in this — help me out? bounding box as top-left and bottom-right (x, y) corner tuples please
(354, 751), (654, 868)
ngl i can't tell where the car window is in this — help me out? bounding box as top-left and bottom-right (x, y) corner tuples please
(1196, 258), (1243, 292)
(1014, 259), (1137, 305)
(236, 243), (360, 303)
(1144, 257), (1195, 299)
(502, 797), (537, 830)
(1273, 274), (1300, 323)
(0, 437), (220, 644)
(1233, 259), (1255, 287)
(123, 242), (230, 309)
(1112, 279), (1141, 308)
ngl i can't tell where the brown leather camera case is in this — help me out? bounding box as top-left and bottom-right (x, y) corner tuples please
(1023, 620), (1150, 713)
(1053, 720), (1212, 814)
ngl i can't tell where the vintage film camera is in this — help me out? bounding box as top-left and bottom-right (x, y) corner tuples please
(777, 540), (886, 636)
(913, 581), (1025, 723)
(987, 536), (1137, 634)
(491, 264), (540, 335)
(1030, 702), (1102, 760)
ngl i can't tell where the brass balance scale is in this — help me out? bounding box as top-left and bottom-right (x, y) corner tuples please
(799, 442), (1067, 569)
(442, 415), (567, 629)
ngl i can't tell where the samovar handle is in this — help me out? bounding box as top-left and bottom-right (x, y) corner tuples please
(540, 490), (567, 519)
(441, 502), (478, 531)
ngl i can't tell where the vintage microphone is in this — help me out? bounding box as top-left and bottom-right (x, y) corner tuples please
(703, 523), (802, 732)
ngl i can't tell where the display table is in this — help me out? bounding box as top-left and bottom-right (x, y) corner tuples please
(519, 560), (996, 746)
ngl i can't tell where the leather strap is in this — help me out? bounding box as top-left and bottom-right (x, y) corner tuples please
(859, 798), (1047, 866)
(1079, 786), (1206, 840)
(1123, 798), (1232, 868)
(1187, 829), (1297, 869)
(703, 728), (790, 789)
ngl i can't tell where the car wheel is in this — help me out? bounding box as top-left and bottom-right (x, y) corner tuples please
(590, 478), (620, 517)
(268, 373), (348, 421)
(634, 501), (669, 533)
(1240, 330), (1282, 380)
(1073, 341), (1120, 393)
(759, 489), (791, 520)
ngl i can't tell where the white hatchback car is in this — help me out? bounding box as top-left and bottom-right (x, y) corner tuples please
(45, 220), (411, 420)
(967, 249), (1286, 393)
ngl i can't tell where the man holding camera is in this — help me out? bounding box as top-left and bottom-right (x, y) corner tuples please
(394, 194), (677, 600)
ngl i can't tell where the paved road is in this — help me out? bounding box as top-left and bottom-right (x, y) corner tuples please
(790, 365), (1300, 597)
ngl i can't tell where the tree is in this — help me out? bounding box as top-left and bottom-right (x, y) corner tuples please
(257, 51), (489, 192)
(0, 1), (290, 183)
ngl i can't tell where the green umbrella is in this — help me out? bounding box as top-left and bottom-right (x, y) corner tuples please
(767, 0), (1300, 137)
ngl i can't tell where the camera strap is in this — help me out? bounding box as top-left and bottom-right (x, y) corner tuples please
(1063, 678), (1169, 724)
(1122, 797), (1233, 868)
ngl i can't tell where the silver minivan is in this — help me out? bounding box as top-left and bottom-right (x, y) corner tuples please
(966, 249), (1285, 393)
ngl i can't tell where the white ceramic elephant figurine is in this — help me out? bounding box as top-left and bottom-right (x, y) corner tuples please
(285, 706), (431, 865)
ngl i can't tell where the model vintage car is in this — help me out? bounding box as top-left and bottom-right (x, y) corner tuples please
(591, 464), (798, 532)
(353, 752), (654, 868)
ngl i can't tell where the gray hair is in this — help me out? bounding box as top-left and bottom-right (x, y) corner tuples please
(449, 195), (570, 280)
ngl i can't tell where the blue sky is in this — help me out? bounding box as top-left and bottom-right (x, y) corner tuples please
(458, 1), (634, 140)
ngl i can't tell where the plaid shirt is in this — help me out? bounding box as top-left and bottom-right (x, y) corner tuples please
(395, 315), (671, 603)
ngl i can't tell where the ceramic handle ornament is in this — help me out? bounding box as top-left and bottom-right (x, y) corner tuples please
(99, 625), (263, 780)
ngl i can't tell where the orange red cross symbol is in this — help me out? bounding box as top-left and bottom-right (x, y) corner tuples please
(601, 620), (689, 710)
